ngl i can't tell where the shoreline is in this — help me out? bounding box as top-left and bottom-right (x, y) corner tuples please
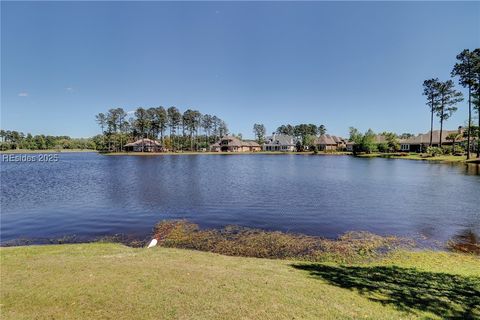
(101, 150), (480, 164)
(100, 151), (351, 156)
(354, 152), (480, 164)
(3, 149), (477, 164)
(3, 220), (477, 256)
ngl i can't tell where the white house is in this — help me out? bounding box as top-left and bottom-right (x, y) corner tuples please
(262, 134), (296, 152)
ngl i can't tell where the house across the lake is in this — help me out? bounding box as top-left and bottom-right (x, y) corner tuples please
(124, 138), (162, 152)
(399, 129), (465, 152)
(211, 136), (261, 152)
(346, 141), (355, 152)
(315, 135), (347, 151)
(262, 134), (296, 152)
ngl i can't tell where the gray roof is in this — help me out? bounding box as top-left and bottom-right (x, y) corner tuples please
(374, 135), (388, 144)
(263, 134), (296, 146)
(401, 130), (464, 145)
(124, 138), (161, 147)
(212, 136), (260, 147)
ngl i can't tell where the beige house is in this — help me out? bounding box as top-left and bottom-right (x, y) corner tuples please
(316, 135), (347, 151)
(399, 129), (466, 152)
(346, 141), (355, 152)
(211, 136), (261, 152)
(124, 138), (162, 152)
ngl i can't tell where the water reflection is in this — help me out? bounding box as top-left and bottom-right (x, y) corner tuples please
(1, 153), (479, 246)
(464, 163), (480, 176)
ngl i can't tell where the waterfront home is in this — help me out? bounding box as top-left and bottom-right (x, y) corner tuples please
(124, 138), (162, 152)
(346, 141), (355, 152)
(211, 136), (261, 152)
(399, 129), (465, 152)
(316, 135), (347, 151)
(262, 134), (296, 152)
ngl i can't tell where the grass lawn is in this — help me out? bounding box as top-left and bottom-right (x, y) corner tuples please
(356, 153), (468, 163)
(1, 243), (479, 319)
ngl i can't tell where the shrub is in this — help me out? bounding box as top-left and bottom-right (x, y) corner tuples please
(454, 145), (465, 155)
(377, 143), (389, 153)
(443, 146), (453, 155)
(426, 146), (443, 157)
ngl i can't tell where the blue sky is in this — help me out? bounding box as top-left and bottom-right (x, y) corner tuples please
(2, 1), (479, 138)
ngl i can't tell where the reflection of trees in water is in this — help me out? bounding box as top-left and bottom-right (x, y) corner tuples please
(464, 163), (480, 175)
(444, 162), (480, 175)
(448, 229), (480, 254)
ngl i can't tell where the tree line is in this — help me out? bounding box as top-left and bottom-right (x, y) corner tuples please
(250, 123), (328, 150)
(0, 130), (96, 151)
(347, 128), (418, 154)
(423, 48), (480, 159)
(253, 123), (416, 153)
(95, 107), (229, 152)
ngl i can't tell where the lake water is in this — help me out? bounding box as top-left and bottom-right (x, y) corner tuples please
(1, 152), (479, 246)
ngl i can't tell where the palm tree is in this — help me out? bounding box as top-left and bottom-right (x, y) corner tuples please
(446, 131), (462, 155)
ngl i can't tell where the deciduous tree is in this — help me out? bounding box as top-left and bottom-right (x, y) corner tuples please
(253, 123), (266, 144)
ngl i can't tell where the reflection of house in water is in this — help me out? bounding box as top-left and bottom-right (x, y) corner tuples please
(124, 138), (162, 152)
(210, 136), (261, 152)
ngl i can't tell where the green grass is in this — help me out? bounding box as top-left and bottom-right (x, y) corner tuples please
(0, 149), (96, 154)
(356, 152), (468, 163)
(1, 243), (479, 319)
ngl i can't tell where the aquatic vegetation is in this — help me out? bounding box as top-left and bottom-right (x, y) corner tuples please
(153, 220), (414, 263)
